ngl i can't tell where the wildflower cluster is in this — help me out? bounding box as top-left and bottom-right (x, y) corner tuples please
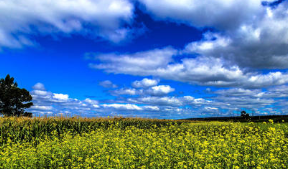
(0, 117), (287, 168)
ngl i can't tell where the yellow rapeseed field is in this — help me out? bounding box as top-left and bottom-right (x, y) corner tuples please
(0, 117), (287, 168)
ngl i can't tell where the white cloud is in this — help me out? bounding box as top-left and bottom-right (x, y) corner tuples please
(146, 85), (175, 96)
(30, 83), (172, 117)
(183, 96), (194, 101)
(178, 2), (288, 69)
(28, 81), (288, 118)
(102, 104), (143, 110)
(193, 98), (206, 104)
(215, 96), (275, 109)
(138, 0), (263, 30)
(53, 93), (69, 101)
(129, 96), (183, 106)
(89, 47), (288, 88)
(136, 0), (288, 70)
(182, 96), (209, 105)
(143, 106), (160, 111)
(205, 107), (218, 110)
(31, 105), (53, 111)
(99, 80), (118, 88)
(90, 47), (177, 76)
(33, 90), (49, 96)
(0, 0), (134, 49)
(183, 33), (231, 54)
(89, 48), (244, 86)
(214, 88), (261, 97)
(112, 88), (138, 95)
(254, 85), (288, 98)
(32, 83), (46, 91)
(132, 78), (159, 88)
(184, 30), (288, 70)
(206, 86), (279, 111)
(246, 72), (288, 88)
(84, 98), (99, 105)
(111, 83), (174, 96)
(29, 83), (101, 116)
(84, 98), (100, 108)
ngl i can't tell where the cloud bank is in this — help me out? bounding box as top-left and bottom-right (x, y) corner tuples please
(89, 47), (288, 88)
(0, 0), (134, 49)
(29, 79), (288, 118)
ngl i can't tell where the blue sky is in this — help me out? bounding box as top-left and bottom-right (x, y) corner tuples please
(1, 0), (288, 119)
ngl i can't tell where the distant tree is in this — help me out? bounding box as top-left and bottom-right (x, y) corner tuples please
(241, 111), (250, 120)
(0, 74), (33, 117)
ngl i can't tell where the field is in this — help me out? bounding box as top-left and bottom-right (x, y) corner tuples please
(0, 117), (287, 168)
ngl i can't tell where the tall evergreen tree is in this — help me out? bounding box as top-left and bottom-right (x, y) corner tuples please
(0, 75), (33, 117)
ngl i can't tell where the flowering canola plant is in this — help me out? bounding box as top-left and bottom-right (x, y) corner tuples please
(0, 117), (287, 168)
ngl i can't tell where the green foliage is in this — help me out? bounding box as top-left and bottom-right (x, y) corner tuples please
(0, 74), (33, 117)
(0, 117), (287, 168)
(241, 111), (250, 121)
(0, 117), (182, 145)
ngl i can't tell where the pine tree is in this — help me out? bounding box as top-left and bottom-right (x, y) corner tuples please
(0, 74), (33, 117)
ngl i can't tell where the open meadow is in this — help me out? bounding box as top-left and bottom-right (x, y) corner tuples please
(0, 117), (287, 168)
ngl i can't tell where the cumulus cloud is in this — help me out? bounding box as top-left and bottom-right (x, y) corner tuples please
(0, 0), (134, 49)
(29, 81), (288, 118)
(110, 80), (288, 117)
(214, 95), (274, 109)
(214, 88), (262, 97)
(89, 48), (241, 86)
(146, 85), (175, 96)
(184, 30), (288, 69)
(110, 84), (175, 96)
(102, 104), (142, 111)
(132, 78), (159, 88)
(111, 88), (138, 95)
(29, 83), (176, 117)
(33, 90), (50, 96)
(204, 86), (288, 112)
(30, 105), (53, 111)
(138, 0), (264, 30)
(128, 96), (182, 106)
(89, 47), (288, 88)
(89, 47), (177, 76)
(84, 98), (100, 108)
(137, 0), (288, 70)
(143, 106), (160, 111)
(164, 1), (288, 70)
(29, 83), (100, 116)
(127, 95), (209, 107)
(53, 93), (69, 101)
